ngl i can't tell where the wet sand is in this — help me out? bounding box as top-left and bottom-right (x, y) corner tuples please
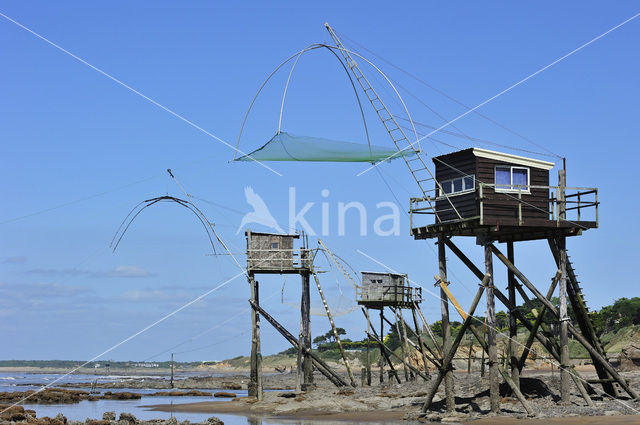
(144, 399), (405, 421)
(468, 415), (640, 424)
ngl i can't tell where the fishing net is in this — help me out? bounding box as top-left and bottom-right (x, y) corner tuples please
(234, 131), (415, 163)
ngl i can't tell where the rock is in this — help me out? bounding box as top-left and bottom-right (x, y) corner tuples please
(86, 420), (111, 425)
(102, 412), (116, 421)
(278, 393), (296, 398)
(164, 417), (178, 425)
(213, 392), (236, 398)
(619, 343), (640, 371)
(206, 417), (224, 425)
(604, 410), (621, 416)
(55, 413), (68, 424)
(220, 382), (241, 390)
(118, 413), (138, 424)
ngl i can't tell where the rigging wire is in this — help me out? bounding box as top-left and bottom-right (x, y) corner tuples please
(335, 29), (563, 159)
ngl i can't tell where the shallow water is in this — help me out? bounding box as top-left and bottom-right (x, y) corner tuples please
(2, 373), (397, 424)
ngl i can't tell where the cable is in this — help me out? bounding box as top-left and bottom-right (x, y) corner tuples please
(336, 30), (563, 159)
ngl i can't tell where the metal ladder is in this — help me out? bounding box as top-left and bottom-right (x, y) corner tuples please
(324, 23), (461, 223)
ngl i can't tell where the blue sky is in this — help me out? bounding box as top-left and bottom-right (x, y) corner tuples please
(1, 2), (638, 363)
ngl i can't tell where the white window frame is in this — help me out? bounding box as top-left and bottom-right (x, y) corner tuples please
(438, 174), (476, 198)
(494, 165), (530, 194)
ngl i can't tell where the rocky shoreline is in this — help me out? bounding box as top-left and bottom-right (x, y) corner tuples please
(0, 408), (223, 425)
(0, 389), (216, 405)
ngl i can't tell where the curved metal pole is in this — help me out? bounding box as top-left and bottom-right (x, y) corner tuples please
(236, 43), (420, 159)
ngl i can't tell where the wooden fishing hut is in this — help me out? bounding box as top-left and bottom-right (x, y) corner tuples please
(245, 230), (356, 399)
(357, 271), (437, 385)
(408, 148), (637, 415)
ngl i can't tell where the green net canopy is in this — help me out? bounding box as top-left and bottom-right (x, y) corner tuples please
(234, 131), (416, 163)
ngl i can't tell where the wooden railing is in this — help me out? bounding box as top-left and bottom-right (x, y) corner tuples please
(410, 184), (598, 228)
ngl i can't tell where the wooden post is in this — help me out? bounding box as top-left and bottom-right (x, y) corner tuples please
(409, 307), (437, 376)
(484, 243), (500, 414)
(301, 271), (313, 390)
(379, 309), (385, 384)
(558, 236), (570, 402)
(395, 309), (410, 382)
(422, 282), (486, 413)
(249, 274), (263, 400)
(438, 236), (454, 413)
(490, 243), (640, 400)
(249, 300), (348, 387)
(366, 308), (371, 386)
(507, 241), (520, 392)
(170, 353), (174, 389)
(310, 267), (356, 387)
(398, 309), (414, 380)
(467, 339), (473, 374)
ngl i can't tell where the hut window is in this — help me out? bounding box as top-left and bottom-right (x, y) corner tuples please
(271, 242), (279, 249)
(495, 166), (530, 193)
(439, 175), (475, 196)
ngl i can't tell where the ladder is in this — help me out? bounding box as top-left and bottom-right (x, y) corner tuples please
(324, 23), (461, 223)
(548, 238), (620, 397)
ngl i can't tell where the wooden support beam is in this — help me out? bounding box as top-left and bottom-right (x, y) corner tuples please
(558, 236), (571, 402)
(548, 238), (619, 398)
(422, 279), (487, 413)
(484, 244), (500, 414)
(248, 275), (263, 400)
(518, 271), (561, 370)
(366, 309), (371, 386)
(465, 319), (535, 416)
(397, 309), (415, 380)
(507, 242), (520, 392)
(438, 236), (454, 413)
(394, 309), (410, 381)
(249, 300), (347, 387)
(362, 308), (401, 384)
(310, 267), (356, 387)
(445, 238), (593, 405)
(490, 244), (640, 400)
(301, 272), (313, 389)
(414, 302), (443, 357)
(367, 330), (430, 382)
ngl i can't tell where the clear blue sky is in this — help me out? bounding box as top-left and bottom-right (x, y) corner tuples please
(1, 2), (638, 363)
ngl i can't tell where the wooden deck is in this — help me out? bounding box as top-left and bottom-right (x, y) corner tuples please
(411, 217), (597, 243)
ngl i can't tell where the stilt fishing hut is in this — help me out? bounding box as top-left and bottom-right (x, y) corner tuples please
(358, 271), (438, 385)
(407, 148), (639, 413)
(245, 230), (356, 399)
(319, 23), (639, 415)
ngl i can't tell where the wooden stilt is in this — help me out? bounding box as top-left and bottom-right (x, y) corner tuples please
(438, 236), (454, 413)
(422, 280), (486, 412)
(490, 244), (640, 400)
(414, 302), (443, 357)
(507, 242), (520, 392)
(558, 236), (571, 402)
(484, 243), (500, 414)
(248, 275), (263, 400)
(310, 267), (356, 387)
(301, 272), (313, 390)
(249, 300), (347, 387)
(395, 309), (410, 382)
(379, 309), (385, 384)
(518, 271), (561, 370)
(366, 308), (371, 386)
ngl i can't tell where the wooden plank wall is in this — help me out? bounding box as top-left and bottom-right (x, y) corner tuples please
(434, 149), (478, 222)
(433, 150), (550, 224)
(476, 157), (549, 224)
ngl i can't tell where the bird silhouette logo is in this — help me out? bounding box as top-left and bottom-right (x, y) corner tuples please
(236, 186), (285, 234)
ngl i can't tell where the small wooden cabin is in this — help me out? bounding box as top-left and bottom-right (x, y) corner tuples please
(358, 271), (421, 307)
(433, 148), (553, 225)
(410, 148), (598, 242)
(246, 231), (308, 273)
